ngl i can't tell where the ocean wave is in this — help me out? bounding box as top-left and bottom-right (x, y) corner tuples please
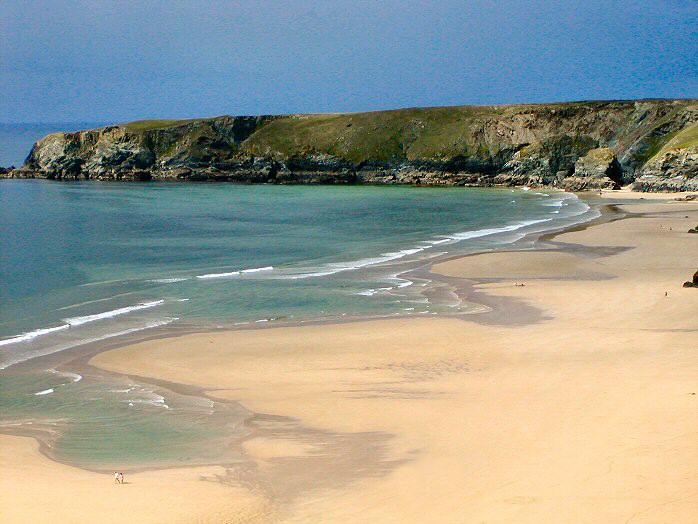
(56, 291), (141, 311)
(541, 199), (565, 207)
(0, 318), (177, 370)
(126, 390), (169, 409)
(196, 266), (273, 279)
(34, 388), (54, 396)
(161, 194), (588, 285)
(49, 369), (82, 382)
(276, 217), (561, 280)
(0, 300), (166, 349)
(442, 218), (553, 242)
(279, 249), (429, 280)
(0, 324), (70, 347)
(148, 277), (189, 283)
(78, 279), (126, 287)
(242, 266), (274, 273)
(386, 277), (414, 289)
(63, 300), (165, 327)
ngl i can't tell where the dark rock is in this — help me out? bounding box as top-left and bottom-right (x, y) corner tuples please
(633, 145), (698, 192)
(562, 147), (622, 190)
(684, 271), (698, 287)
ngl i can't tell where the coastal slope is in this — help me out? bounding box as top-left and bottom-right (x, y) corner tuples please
(5, 99), (698, 191)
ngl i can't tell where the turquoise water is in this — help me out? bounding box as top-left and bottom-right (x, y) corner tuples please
(0, 180), (596, 468)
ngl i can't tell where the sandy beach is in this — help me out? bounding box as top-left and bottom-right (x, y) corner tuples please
(2, 198), (697, 523)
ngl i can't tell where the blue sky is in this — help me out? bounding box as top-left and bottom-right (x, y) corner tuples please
(1, 0), (696, 123)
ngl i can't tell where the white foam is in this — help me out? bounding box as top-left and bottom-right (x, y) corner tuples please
(34, 388), (54, 396)
(63, 300), (165, 327)
(127, 393), (169, 409)
(0, 324), (70, 347)
(427, 238), (451, 245)
(109, 387), (136, 393)
(78, 279), (125, 287)
(0, 299), (165, 348)
(241, 266), (273, 273)
(280, 248), (428, 280)
(50, 369), (82, 382)
(149, 278), (189, 283)
(0, 318), (177, 370)
(385, 277), (414, 289)
(443, 218), (553, 242)
(196, 266), (273, 279)
(196, 270), (240, 279)
(541, 199), (564, 207)
(277, 215), (564, 281)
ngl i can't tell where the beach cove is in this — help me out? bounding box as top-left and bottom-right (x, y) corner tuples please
(2, 194), (696, 523)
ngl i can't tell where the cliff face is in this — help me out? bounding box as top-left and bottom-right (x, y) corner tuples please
(6, 100), (698, 191)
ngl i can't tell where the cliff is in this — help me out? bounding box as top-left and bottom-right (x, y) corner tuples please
(4, 99), (698, 191)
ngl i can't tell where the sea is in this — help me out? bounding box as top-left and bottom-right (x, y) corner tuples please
(0, 124), (600, 470)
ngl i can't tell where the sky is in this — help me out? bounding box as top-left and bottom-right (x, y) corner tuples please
(1, 0), (697, 123)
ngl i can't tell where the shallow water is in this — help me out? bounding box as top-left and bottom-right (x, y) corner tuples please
(0, 180), (597, 468)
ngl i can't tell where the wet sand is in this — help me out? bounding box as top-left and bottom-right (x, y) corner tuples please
(3, 199), (697, 523)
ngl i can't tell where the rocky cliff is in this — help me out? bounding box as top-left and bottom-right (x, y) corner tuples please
(4, 100), (698, 191)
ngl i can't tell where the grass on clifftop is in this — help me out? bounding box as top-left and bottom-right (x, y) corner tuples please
(120, 118), (204, 132)
(241, 106), (506, 163)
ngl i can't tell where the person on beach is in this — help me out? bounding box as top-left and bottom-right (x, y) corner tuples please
(118, 472), (124, 484)
(114, 471), (120, 484)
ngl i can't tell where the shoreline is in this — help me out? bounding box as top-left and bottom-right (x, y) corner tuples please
(86, 197), (698, 522)
(3, 195), (697, 522)
(2, 188), (602, 375)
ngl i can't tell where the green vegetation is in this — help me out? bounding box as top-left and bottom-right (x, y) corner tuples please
(242, 105), (508, 163)
(643, 121), (698, 164)
(120, 118), (204, 132)
(669, 122), (698, 149)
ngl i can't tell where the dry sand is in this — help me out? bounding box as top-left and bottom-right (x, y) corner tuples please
(3, 200), (697, 523)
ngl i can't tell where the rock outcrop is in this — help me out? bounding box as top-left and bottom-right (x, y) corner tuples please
(683, 270), (698, 288)
(4, 99), (698, 191)
(632, 121), (698, 191)
(561, 148), (623, 190)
